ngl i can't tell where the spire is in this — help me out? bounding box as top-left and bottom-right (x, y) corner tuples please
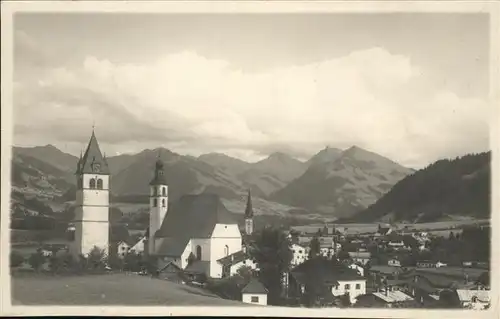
(75, 150), (83, 174)
(79, 129), (110, 174)
(150, 153), (167, 186)
(245, 189), (253, 218)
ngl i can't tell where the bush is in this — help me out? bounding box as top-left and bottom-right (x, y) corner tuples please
(28, 250), (46, 271)
(10, 250), (25, 268)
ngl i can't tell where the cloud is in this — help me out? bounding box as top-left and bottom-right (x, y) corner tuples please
(13, 40), (490, 167)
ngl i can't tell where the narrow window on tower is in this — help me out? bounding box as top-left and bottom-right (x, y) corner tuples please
(162, 187), (166, 196)
(162, 199), (166, 207)
(153, 187), (158, 196)
(97, 179), (103, 189)
(89, 178), (96, 189)
(196, 245), (202, 260)
(153, 198), (157, 207)
(158, 187), (162, 196)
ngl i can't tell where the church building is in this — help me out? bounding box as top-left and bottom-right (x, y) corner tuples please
(146, 157), (256, 279)
(72, 130), (110, 257)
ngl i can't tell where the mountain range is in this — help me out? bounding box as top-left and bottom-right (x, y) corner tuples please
(11, 143), (414, 221)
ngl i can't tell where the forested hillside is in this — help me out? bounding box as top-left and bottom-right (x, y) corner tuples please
(348, 152), (491, 223)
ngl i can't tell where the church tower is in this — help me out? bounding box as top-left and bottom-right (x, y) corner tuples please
(148, 155), (168, 255)
(244, 189), (254, 236)
(72, 129), (110, 257)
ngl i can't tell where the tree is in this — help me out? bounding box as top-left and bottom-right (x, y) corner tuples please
(477, 271), (489, 287)
(439, 289), (461, 308)
(250, 227), (293, 305)
(322, 225), (329, 236)
(108, 253), (125, 271)
(236, 265), (254, 282)
(28, 249), (45, 271)
(10, 250), (25, 268)
(87, 246), (107, 270)
(124, 251), (141, 272)
(308, 236), (320, 259)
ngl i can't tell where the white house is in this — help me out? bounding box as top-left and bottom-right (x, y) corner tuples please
(332, 279), (366, 304)
(291, 244), (308, 266)
(456, 289), (491, 310)
(116, 241), (131, 258)
(129, 236), (146, 254)
(241, 279), (268, 306)
(388, 258), (401, 267)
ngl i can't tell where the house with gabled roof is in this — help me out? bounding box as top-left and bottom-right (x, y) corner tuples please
(289, 258), (367, 305)
(241, 278), (268, 305)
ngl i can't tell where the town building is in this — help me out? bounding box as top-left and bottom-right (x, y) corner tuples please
(241, 279), (268, 305)
(456, 289), (491, 310)
(348, 251), (371, 265)
(388, 258), (401, 267)
(290, 243), (308, 266)
(71, 130), (110, 257)
(289, 258), (367, 305)
(218, 250), (258, 278)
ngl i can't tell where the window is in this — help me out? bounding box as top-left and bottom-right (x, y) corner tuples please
(251, 296), (259, 303)
(162, 199), (166, 207)
(356, 284), (361, 290)
(196, 245), (202, 260)
(89, 178), (96, 189)
(153, 187), (158, 196)
(344, 284), (350, 290)
(224, 245), (229, 257)
(96, 178), (103, 189)
(153, 198), (157, 207)
(162, 187), (166, 196)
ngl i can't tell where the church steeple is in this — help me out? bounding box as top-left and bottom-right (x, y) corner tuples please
(79, 130), (110, 175)
(244, 189), (254, 235)
(245, 189), (254, 218)
(150, 151), (168, 185)
(75, 150), (83, 174)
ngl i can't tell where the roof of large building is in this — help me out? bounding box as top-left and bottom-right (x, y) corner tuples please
(241, 278), (268, 294)
(217, 250), (249, 266)
(373, 290), (414, 303)
(154, 194), (238, 257)
(456, 289), (490, 303)
(184, 260), (210, 275)
(291, 258), (364, 285)
(77, 130), (110, 175)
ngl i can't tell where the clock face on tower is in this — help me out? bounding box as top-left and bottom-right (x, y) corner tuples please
(92, 163), (101, 172)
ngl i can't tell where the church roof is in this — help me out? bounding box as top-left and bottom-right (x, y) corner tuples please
(154, 193), (238, 256)
(77, 130), (110, 175)
(241, 279), (268, 294)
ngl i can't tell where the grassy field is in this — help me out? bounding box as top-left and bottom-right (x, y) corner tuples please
(293, 219), (490, 234)
(11, 273), (246, 306)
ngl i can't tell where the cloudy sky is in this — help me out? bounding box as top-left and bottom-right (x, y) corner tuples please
(13, 13), (490, 168)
